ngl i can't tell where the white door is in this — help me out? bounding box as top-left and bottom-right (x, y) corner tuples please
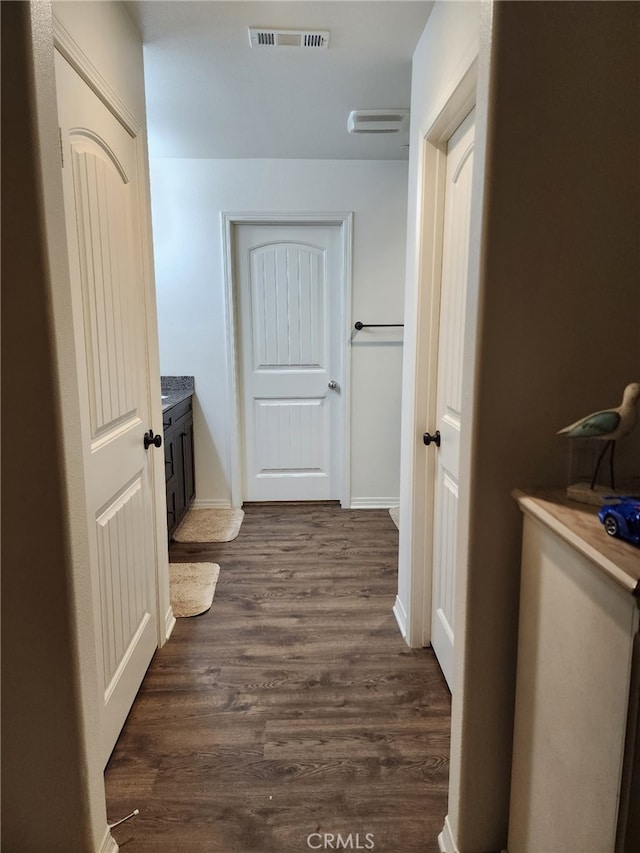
(235, 224), (343, 502)
(430, 109), (475, 689)
(56, 52), (159, 765)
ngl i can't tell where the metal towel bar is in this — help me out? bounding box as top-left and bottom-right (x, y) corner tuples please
(354, 321), (404, 330)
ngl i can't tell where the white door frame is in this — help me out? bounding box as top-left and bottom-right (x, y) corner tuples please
(407, 58), (478, 649)
(221, 211), (353, 508)
(53, 14), (173, 647)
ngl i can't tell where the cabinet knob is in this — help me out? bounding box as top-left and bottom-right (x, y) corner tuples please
(144, 429), (162, 450)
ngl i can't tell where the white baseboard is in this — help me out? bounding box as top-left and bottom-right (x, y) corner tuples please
(437, 817), (507, 853)
(99, 827), (119, 852)
(164, 606), (176, 643)
(393, 596), (408, 640)
(350, 497), (399, 509)
(437, 817), (459, 853)
(192, 498), (232, 509)
(195, 497), (400, 511)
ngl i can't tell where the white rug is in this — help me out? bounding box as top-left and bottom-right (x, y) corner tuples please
(389, 506), (399, 530)
(173, 508), (244, 543)
(169, 562), (220, 618)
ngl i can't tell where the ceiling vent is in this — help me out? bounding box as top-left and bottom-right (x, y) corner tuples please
(249, 28), (330, 49)
(347, 109), (410, 134)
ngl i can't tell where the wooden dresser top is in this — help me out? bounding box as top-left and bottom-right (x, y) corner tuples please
(514, 489), (640, 596)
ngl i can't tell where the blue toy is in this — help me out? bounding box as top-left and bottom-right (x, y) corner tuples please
(598, 497), (640, 547)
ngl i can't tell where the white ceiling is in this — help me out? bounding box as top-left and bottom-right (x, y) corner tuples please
(124, 1), (434, 160)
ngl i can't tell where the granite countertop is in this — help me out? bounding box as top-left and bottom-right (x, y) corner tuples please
(514, 488), (640, 596)
(161, 375), (194, 413)
(161, 389), (193, 413)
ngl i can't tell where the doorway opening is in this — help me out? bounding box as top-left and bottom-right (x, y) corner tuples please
(397, 56), (478, 683)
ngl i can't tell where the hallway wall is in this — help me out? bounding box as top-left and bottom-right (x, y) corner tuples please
(450, 2), (640, 847)
(150, 157), (408, 507)
(398, 1), (640, 851)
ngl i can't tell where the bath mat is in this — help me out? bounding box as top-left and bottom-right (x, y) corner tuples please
(173, 508), (244, 543)
(389, 506), (400, 530)
(169, 562), (220, 618)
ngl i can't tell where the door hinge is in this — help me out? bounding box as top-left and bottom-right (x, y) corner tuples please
(58, 127), (64, 168)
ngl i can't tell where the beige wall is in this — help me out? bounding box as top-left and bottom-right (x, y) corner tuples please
(2, 1), (159, 849)
(450, 1), (640, 850)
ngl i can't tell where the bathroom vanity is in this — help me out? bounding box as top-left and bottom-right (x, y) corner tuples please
(162, 378), (195, 540)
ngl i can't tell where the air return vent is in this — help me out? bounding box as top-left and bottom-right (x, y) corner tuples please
(249, 28), (330, 49)
(347, 109), (410, 134)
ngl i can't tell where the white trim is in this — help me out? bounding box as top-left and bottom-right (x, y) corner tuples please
(421, 46), (479, 143)
(134, 128), (170, 652)
(350, 497), (399, 510)
(221, 214), (243, 507)
(393, 596), (408, 640)
(437, 816), (459, 853)
(99, 827), (119, 853)
(221, 211), (353, 508)
(164, 607), (176, 642)
(405, 59), (478, 651)
(192, 498), (233, 510)
(52, 14), (140, 137)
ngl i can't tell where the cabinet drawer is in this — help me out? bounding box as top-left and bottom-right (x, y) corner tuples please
(163, 398), (192, 430)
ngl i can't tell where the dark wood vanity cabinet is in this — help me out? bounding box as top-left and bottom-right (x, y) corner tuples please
(163, 396), (195, 540)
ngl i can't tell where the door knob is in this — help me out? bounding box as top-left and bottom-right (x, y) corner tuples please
(144, 429), (162, 450)
(423, 430), (441, 447)
(328, 380), (339, 391)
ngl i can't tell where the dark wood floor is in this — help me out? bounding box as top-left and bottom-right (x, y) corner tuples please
(105, 503), (451, 852)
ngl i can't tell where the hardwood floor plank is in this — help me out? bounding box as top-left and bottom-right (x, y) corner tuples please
(262, 718), (450, 761)
(105, 504), (450, 852)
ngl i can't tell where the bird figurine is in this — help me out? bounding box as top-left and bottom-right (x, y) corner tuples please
(558, 382), (640, 490)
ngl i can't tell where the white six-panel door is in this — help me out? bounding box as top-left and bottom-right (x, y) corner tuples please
(430, 109), (476, 689)
(56, 51), (159, 765)
(235, 224), (343, 502)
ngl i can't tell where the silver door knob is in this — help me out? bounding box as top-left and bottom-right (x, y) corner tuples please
(328, 380), (338, 390)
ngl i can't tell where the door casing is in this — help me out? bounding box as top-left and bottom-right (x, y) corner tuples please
(429, 108), (476, 689)
(398, 57), (478, 652)
(222, 212), (353, 508)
